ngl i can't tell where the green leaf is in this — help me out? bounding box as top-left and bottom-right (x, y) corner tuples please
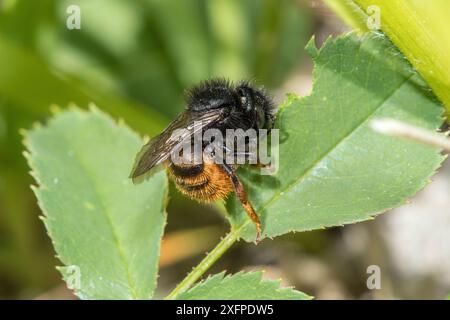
(24, 107), (168, 299)
(352, 0), (450, 115)
(176, 271), (311, 300)
(227, 32), (445, 242)
(326, 0), (450, 114)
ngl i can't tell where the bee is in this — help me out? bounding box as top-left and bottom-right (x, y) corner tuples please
(130, 79), (275, 242)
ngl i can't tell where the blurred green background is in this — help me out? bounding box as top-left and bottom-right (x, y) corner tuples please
(1, 0), (449, 299)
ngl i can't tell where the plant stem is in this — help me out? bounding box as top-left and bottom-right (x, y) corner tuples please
(322, 0), (368, 32)
(327, 0), (450, 114)
(164, 228), (241, 299)
(371, 118), (450, 152)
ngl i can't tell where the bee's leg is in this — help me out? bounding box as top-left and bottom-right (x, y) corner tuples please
(220, 163), (262, 243)
(250, 162), (271, 169)
(251, 151), (271, 169)
(221, 145), (259, 166)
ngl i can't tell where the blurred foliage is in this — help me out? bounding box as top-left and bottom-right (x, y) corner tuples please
(0, 0), (313, 119)
(0, 0), (314, 298)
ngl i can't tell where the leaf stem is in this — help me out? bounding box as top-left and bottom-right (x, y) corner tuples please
(371, 118), (450, 152)
(322, 0), (368, 32)
(164, 228), (241, 299)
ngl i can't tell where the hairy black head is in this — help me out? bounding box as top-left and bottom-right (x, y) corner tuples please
(186, 78), (275, 131)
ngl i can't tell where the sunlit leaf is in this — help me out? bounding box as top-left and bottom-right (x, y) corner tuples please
(24, 107), (168, 299)
(176, 272), (311, 300)
(353, 0), (450, 114)
(227, 32), (445, 242)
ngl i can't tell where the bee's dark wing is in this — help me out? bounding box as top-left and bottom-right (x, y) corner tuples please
(130, 110), (222, 184)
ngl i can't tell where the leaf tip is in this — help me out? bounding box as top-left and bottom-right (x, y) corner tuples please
(88, 102), (100, 112)
(31, 121), (42, 130)
(49, 104), (61, 114)
(18, 127), (27, 137)
(305, 35), (318, 58)
(67, 102), (81, 111)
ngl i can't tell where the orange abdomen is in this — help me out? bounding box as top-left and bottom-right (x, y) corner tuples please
(166, 159), (233, 203)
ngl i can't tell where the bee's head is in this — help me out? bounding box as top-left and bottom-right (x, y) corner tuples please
(234, 81), (275, 129)
(186, 79), (275, 129)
